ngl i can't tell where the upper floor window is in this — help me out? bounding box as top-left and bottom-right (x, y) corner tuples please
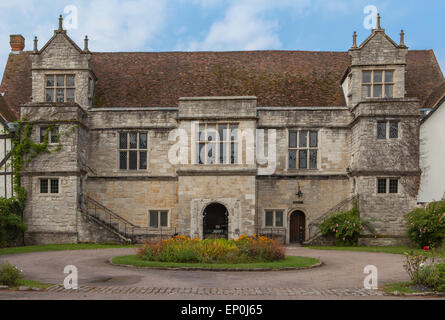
(40, 126), (59, 144)
(288, 130), (318, 169)
(45, 75), (75, 103)
(377, 121), (399, 139)
(362, 70), (394, 99)
(119, 132), (147, 170)
(197, 123), (238, 165)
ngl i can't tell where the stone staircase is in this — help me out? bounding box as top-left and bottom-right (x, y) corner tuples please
(80, 196), (136, 243)
(304, 194), (359, 245)
(80, 195), (177, 244)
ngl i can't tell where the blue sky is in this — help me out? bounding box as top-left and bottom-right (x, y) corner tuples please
(1, 0), (444, 80)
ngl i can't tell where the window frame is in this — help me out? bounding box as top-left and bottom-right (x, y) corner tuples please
(118, 132), (148, 171)
(377, 178), (399, 194)
(45, 74), (76, 103)
(196, 123), (239, 165)
(39, 178), (60, 194)
(362, 70), (394, 99)
(288, 129), (319, 170)
(264, 209), (285, 228)
(376, 120), (399, 140)
(39, 126), (59, 144)
(148, 210), (170, 228)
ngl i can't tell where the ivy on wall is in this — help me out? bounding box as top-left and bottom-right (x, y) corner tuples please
(4, 118), (79, 209)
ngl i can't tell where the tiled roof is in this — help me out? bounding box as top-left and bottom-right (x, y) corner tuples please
(0, 49), (443, 112)
(0, 95), (18, 122)
(0, 51), (31, 118)
(422, 81), (445, 109)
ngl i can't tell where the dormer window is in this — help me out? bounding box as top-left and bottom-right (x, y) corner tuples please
(45, 75), (75, 103)
(362, 70), (394, 99)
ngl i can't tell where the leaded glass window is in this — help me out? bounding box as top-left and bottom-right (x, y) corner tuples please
(196, 123), (238, 165)
(45, 75), (75, 103)
(149, 210), (169, 228)
(119, 132), (148, 170)
(377, 178), (399, 194)
(40, 178), (59, 194)
(362, 70), (394, 99)
(264, 210), (284, 227)
(288, 130), (318, 170)
(377, 178), (387, 194)
(39, 126), (59, 143)
(377, 121), (399, 140)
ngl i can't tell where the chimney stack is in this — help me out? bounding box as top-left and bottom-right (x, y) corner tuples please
(10, 35), (25, 52)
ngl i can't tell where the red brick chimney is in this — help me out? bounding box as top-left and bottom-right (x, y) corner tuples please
(10, 35), (25, 52)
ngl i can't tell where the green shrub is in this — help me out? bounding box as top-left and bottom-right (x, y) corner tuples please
(413, 264), (442, 289)
(136, 234), (285, 264)
(0, 262), (23, 286)
(406, 201), (445, 248)
(319, 202), (371, 246)
(0, 197), (27, 247)
(403, 250), (445, 292)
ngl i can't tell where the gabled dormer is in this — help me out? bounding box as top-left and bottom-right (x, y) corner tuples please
(344, 14), (408, 107)
(31, 15), (96, 109)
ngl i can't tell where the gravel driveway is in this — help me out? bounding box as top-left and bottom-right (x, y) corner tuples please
(0, 246), (424, 299)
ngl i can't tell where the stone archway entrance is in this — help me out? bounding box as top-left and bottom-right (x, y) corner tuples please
(203, 203), (228, 239)
(289, 211), (306, 244)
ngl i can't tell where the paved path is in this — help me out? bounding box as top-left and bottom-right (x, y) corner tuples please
(0, 246), (431, 299)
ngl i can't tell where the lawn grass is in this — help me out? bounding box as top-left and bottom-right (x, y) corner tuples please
(15, 279), (53, 290)
(0, 243), (137, 256)
(112, 255), (320, 270)
(382, 282), (418, 295)
(307, 245), (445, 257)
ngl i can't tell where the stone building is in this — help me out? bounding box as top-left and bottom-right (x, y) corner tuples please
(1, 16), (444, 245)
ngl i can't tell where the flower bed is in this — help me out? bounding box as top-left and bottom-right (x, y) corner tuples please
(136, 235), (285, 264)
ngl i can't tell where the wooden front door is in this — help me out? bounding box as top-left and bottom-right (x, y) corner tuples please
(289, 211), (306, 243)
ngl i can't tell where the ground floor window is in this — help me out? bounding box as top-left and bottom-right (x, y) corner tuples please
(264, 209), (284, 227)
(377, 178), (399, 194)
(149, 210), (168, 228)
(40, 178), (59, 194)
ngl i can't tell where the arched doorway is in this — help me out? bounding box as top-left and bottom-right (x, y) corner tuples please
(203, 203), (229, 239)
(289, 211), (306, 244)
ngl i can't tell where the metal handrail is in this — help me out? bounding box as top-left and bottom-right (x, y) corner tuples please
(84, 196), (136, 239)
(83, 196), (179, 242)
(85, 195), (137, 228)
(307, 194), (358, 240)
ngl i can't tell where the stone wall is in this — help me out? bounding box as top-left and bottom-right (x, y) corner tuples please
(31, 32), (93, 109)
(178, 175), (256, 239)
(257, 177), (351, 242)
(85, 179), (178, 228)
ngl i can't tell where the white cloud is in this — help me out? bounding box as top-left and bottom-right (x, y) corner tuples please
(67, 0), (167, 51)
(181, 0), (352, 51)
(0, 0), (168, 81)
(185, 0), (284, 51)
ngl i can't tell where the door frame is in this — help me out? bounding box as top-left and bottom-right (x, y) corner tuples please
(202, 202), (229, 239)
(287, 209), (307, 244)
